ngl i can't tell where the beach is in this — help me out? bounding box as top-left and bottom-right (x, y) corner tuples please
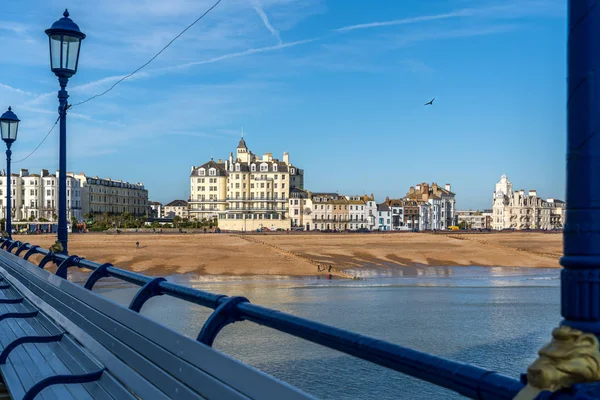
(13, 232), (562, 276)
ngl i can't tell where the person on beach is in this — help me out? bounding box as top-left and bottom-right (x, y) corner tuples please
(136, 241), (140, 249)
(328, 265), (332, 273)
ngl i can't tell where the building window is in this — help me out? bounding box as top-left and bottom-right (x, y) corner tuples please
(235, 164), (240, 172)
(251, 164), (256, 172)
(199, 169), (206, 176)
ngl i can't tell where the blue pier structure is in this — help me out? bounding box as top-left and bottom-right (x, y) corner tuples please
(0, 0), (598, 398)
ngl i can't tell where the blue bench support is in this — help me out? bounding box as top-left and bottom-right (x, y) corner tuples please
(55, 255), (81, 279)
(128, 277), (166, 312)
(0, 311), (38, 321)
(6, 242), (20, 253)
(14, 243), (28, 257)
(22, 246), (40, 261)
(198, 296), (250, 346)
(23, 369), (105, 400)
(84, 262), (112, 290)
(38, 252), (56, 269)
(0, 298), (23, 304)
(0, 333), (65, 364)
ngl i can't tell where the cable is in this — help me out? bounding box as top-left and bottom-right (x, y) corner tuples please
(71, 0), (223, 107)
(13, 116), (60, 164)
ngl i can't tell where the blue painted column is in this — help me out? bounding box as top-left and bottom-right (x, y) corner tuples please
(5, 143), (11, 239)
(57, 77), (69, 254)
(561, 0), (600, 335)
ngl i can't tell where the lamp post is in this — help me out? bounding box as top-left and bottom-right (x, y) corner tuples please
(0, 107), (20, 239)
(45, 9), (85, 254)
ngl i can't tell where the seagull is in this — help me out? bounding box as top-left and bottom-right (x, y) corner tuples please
(424, 97), (435, 106)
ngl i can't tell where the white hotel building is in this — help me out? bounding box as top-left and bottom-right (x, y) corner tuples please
(0, 169), (148, 224)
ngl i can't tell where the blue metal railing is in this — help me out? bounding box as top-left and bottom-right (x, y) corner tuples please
(0, 237), (523, 400)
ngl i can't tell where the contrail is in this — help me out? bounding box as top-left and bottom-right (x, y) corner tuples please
(251, 0), (282, 44)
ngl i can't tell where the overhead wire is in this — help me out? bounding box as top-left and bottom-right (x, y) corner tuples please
(13, 116), (60, 164)
(16, 0), (224, 161)
(71, 0), (223, 108)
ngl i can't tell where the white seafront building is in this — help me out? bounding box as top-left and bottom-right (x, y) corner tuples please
(0, 169), (82, 223)
(492, 174), (565, 230)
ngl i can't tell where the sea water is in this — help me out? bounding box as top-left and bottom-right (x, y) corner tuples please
(95, 266), (560, 399)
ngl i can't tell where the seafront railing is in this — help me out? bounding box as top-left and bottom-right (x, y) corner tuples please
(0, 237), (523, 400)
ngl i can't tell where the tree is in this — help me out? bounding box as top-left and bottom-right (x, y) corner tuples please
(458, 221), (470, 230)
(52, 213), (58, 222)
(173, 215), (182, 228)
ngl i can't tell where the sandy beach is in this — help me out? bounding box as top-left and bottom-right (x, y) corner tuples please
(12, 232), (562, 277)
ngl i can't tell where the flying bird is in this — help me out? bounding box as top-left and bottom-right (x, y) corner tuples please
(424, 98), (435, 106)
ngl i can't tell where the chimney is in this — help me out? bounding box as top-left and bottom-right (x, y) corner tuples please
(283, 152), (290, 165)
(529, 190), (537, 197)
(416, 184), (421, 191)
(410, 186), (415, 192)
(445, 183), (451, 192)
(218, 159), (223, 163)
(520, 189), (525, 196)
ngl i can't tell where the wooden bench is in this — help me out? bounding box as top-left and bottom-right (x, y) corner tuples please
(0, 249), (313, 399)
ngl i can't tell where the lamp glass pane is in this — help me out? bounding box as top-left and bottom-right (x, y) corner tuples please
(0, 121), (8, 141)
(50, 35), (62, 70)
(9, 121), (18, 141)
(61, 35), (80, 72)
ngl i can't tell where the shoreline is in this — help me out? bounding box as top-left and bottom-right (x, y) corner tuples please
(13, 232), (562, 278)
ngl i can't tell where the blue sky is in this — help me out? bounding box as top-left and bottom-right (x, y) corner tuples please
(0, 0), (566, 209)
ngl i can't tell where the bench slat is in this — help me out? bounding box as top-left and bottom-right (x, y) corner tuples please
(0, 251), (314, 400)
(1, 303), (91, 400)
(0, 262), (247, 399)
(0, 291), (109, 400)
(0, 303), (60, 400)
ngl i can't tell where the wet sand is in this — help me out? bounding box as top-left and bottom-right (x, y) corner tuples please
(13, 232), (562, 277)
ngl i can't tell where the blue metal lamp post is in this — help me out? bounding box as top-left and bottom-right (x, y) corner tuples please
(0, 107), (20, 239)
(45, 9), (85, 254)
(561, 0), (600, 336)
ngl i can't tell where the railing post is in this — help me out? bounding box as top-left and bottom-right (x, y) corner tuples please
(560, 0), (600, 336)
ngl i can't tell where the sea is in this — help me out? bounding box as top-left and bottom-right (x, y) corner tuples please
(92, 266), (560, 399)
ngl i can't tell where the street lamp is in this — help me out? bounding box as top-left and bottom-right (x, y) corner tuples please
(45, 9), (86, 254)
(0, 107), (20, 239)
